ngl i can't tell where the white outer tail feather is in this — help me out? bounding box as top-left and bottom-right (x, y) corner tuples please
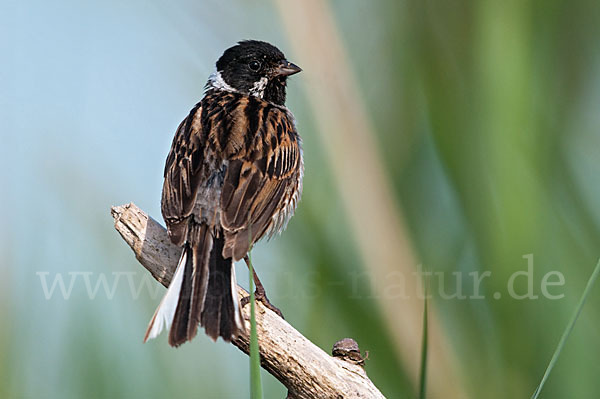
(143, 250), (187, 342)
(230, 264), (244, 333)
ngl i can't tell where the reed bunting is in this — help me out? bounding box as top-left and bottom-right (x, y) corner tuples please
(144, 40), (303, 346)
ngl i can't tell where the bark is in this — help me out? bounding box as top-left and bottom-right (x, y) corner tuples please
(111, 202), (386, 399)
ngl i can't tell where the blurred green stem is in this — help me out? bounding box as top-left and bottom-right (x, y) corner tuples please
(248, 251), (263, 399)
(531, 258), (600, 399)
(418, 295), (428, 399)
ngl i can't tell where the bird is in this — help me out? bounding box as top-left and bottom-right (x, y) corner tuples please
(144, 40), (303, 347)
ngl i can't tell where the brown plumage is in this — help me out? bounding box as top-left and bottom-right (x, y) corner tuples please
(144, 41), (303, 346)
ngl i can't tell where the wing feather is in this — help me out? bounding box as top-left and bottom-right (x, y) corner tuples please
(161, 92), (302, 261)
(220, 104), (302, 260)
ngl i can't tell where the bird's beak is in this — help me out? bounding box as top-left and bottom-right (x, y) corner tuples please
(274, 60), (302, 77)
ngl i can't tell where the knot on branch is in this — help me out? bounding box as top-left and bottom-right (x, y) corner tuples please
(332, 338), (368, 367)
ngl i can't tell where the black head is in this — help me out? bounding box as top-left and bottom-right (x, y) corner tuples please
(208, 40), (301, 106)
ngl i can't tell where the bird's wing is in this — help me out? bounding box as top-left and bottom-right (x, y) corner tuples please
(161, 92), (302, 258)
(219, 98), (302, 261)
(161, 102), (211, 245)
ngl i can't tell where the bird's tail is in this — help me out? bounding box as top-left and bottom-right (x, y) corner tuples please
(143, 224), (244, 346)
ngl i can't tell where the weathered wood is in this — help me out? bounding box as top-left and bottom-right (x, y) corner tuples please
(111, 202), (386, 399)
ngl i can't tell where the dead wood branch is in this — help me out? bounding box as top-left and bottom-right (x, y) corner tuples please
(111, 202), (386, 399)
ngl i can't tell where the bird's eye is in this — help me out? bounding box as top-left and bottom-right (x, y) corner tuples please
(248, 60), (261, 71)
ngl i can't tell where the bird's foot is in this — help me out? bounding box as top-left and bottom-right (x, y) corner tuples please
(241, 289), (284, 319)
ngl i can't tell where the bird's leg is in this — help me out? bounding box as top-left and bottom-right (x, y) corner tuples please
(240, 255), (284, 318)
